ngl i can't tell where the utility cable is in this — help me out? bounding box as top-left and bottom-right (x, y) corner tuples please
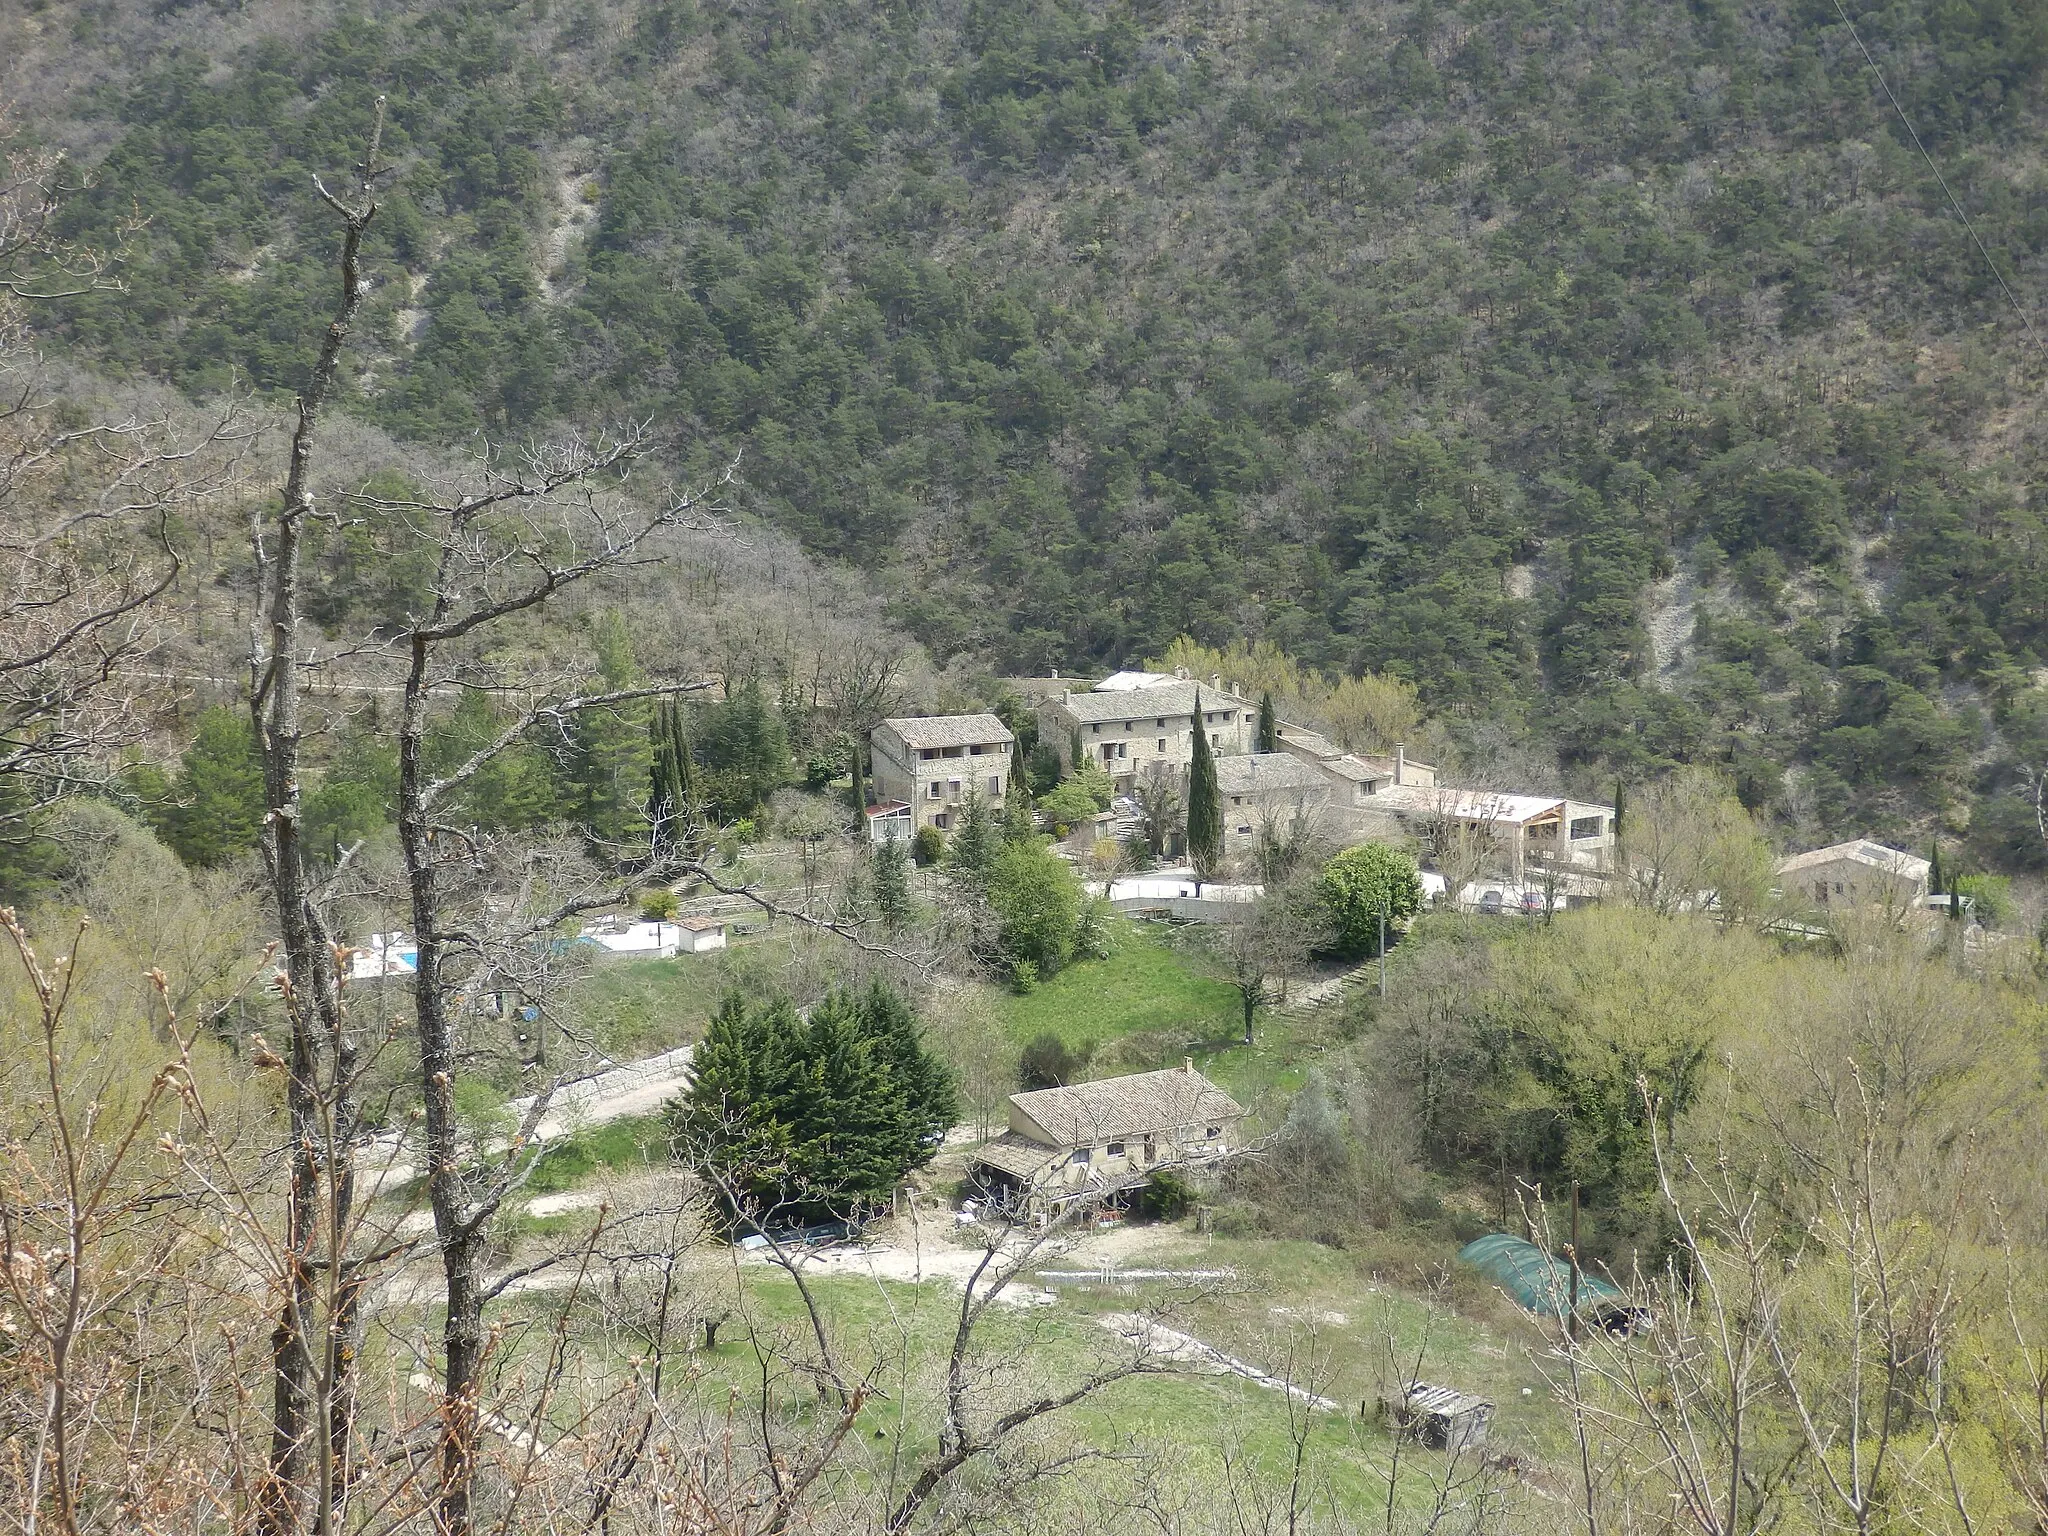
(1829, 0), (2042, 350)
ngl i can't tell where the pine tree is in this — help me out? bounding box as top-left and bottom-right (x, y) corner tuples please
(1187, 690), (1223, 881)
(702, 675), (789, 819)
(164, 705), (266, 867)
(1257, 691), (1278, 753)
(872, 834), (912, 929)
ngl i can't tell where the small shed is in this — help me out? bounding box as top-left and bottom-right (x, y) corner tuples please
(1457, 1233), (1651, 1336)
(1384, 1382), (1493, 1451)
(677, 915), (728, 953)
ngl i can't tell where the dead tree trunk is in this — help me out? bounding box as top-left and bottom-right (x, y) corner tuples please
(248, 101), (384, 1536)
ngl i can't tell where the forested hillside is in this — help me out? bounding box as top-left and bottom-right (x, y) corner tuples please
(14, 0), (2048, 860)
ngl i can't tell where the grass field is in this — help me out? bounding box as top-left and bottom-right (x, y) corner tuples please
(485, 1234), (1557, 1526)
(994, 918), (1241, 1054)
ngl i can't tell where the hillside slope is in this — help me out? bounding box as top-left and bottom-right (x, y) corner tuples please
(12, 0), (2048, 860)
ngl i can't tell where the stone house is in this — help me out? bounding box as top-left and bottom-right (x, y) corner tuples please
(1777, 839), (1931, 908)
(1040, 678), (1256, 793)
(969, 1063), (1247, 1219)
(1359, 786), (1615, 883)
(1215, 752), (1331, 858)
(870, 714), (1015, 834)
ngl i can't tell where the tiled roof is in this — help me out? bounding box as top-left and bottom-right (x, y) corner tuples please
(1052, 681), (1250, 723)
(1095, 669), (1178, 691)
(1010, 1067), (1245, 1146)
(1777, 839), (1930, 880)
(1215, 753), (1329, 796)
(972, 1132), (1063, 1179)
(878, 713), (1014, 749)
(1276, 723), (1342, 759)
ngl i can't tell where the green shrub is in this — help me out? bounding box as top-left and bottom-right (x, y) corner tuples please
(640, 885), (680, 921)
(1317, 843), (1424, 957)
(911, 825), (945, 866)
(1017, 1031), (1090, 1090)
(1139, 1169), (1195, 1221)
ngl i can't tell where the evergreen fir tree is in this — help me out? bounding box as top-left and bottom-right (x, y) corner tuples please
(1186, 690), (1223, 880)
(702, 675), (789, 819)
(1257, 691), (1278, 753)
(671, 984), (955, 1224)
(872, 834), (912, 929)
(945, 787), (1001, 889)
(164, 705), (265, 867)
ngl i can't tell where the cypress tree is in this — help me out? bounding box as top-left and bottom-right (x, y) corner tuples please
(1187, 689), (1223, 880)
(1257, 691), (1278, 753)
(1928, 840), (1945, 909)
(648, 700), (702, 856)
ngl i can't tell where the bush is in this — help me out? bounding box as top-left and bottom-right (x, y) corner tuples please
(1017, 1031), (1090, 1090)
(1317, 843), (1424, 957)
(1138, 1169), (1196, 1221)
(640, 885), (680, 921)
(988, 843), (1084, 974)
(1955, 872), (2017, 928)
(911, 825), (945, 866)
(1010, 959), (1040, 993)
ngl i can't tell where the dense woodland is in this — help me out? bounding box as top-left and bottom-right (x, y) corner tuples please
(9, 0), (2048, 860)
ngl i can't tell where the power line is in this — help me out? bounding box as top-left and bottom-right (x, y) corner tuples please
(1829, 0), (2042, 351)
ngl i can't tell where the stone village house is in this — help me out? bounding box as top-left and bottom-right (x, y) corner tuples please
(869, 713), (1015, 834)
(970, 1063), (1247, 1220)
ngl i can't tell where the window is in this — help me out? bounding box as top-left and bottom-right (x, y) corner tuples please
(1211, 733), (1220, 747)
(1068, 1147), (1092, 1165)
(1236, 824), (1251, 835)
(969, 744), (983, 756)
(988, 775), (1001, 796)
(1124, 720), (1133, 731)
(1204, 1126), (1221, 1139)
(1091, 723), (1100, 734)
(1155, 717), (1165, 727)
(1106, 1141), (1125, 1157)
(1570, 815), (1602, 840)
(933, 812), (951, 829)
(920, 748), (937, 761)
(1156, 737), (1167, 753)
(927, 782), (941, 799)
(947, 779), (961, 799)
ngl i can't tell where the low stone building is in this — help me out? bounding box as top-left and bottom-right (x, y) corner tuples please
(1215, 752), (1331, 857)
(970, 1063), (1247, 1220)
(1778, 839), (1931, 909)
(870, 714), (1015, 834)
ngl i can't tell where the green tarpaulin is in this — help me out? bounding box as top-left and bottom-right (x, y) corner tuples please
(1457, 1233), (1644, 1331)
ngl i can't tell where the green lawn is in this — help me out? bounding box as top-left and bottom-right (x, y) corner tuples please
(996, 918), (1241, 1056)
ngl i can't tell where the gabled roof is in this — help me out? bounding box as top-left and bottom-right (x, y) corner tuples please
(1052, 681), (1250, 724)
(1777, 839), (1930, 881)
(1215, 752), (1329, 797)
(878, 713), (1014, 749)
(1275, 723), (1342, 759)
(1010, 1067), (1245, 1147)
(1368, 785), (1565, 824)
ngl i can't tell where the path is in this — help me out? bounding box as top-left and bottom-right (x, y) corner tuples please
(361, 1043), (696, 1192)
(1099, 1314), (1342, 1411)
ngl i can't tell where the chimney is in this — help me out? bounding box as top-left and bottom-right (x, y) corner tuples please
(1210, 673), (1221, 692)
(1183, 1056), (1194, 1076)
(1175, 666), (1189, 680)
(1395, 745), (1406, 786)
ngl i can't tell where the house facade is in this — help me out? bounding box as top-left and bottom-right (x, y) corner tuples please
(1777, 840), (1931, 908)
(1215, 752), (1331, 857)
(870, 714), (1016, 834)
(1358, 786), (1615, 883)
(1041, 678), (1256, 793)
(970, 1063), (1247, 1218)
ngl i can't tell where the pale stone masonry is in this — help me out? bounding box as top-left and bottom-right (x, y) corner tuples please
(970, 1063), (1247, 1218)
(870, 714), (1015, 834)
(1040, 677), (1256, 793)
